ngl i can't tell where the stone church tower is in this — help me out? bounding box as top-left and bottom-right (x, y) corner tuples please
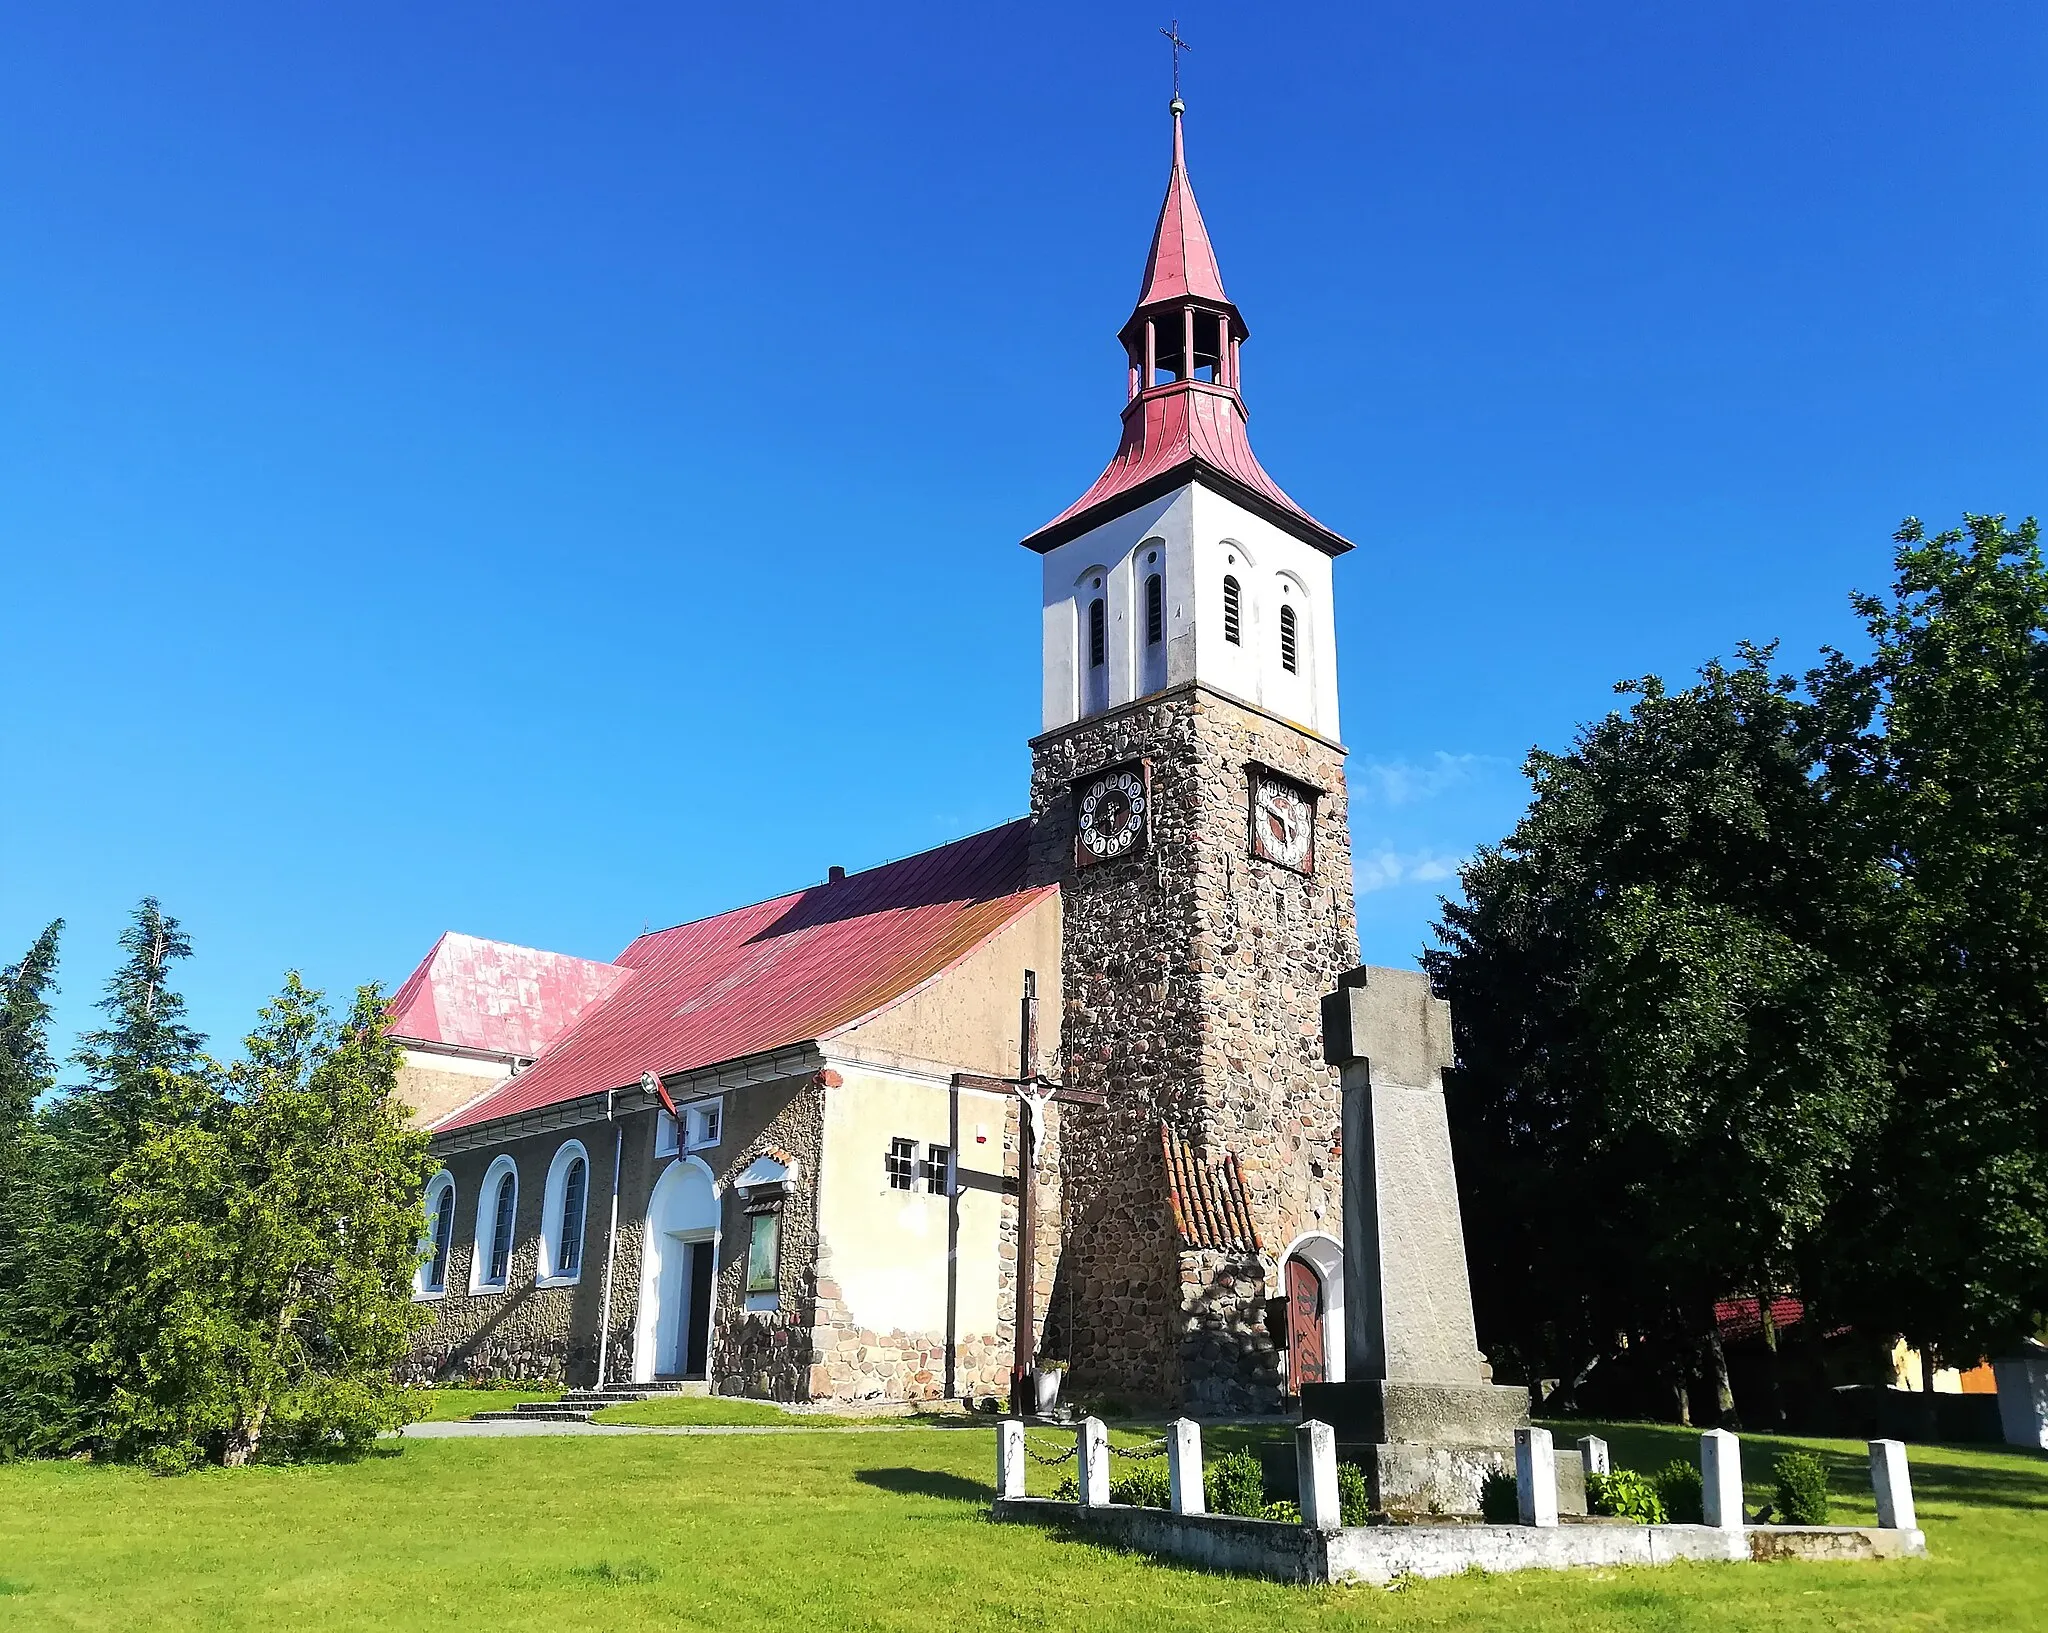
(1025, 100), (1360, 1413)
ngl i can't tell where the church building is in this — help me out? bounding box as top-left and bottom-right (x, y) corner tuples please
(396, 98), (1358, 1414)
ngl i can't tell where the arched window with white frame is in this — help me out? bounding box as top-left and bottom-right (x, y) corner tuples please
(472, 1155), (519, 1292)
(416, 1170), (457, 1297)
(539, 1140), (591, 1284)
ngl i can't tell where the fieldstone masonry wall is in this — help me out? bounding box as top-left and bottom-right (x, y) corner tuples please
(1029, 680), (1358, 1411)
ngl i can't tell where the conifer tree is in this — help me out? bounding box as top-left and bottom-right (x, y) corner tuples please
(0, 902), (215, 1455)
(0, 920), (62, 1131)
(0, 923), (67, 1455)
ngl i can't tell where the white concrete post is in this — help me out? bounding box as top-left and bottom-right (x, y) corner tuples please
(1869, 1438), (1916, 1532)
(1297, 1419), (1341, 1531)
(1515, 1427), (1558, 1527)
(1701, 1429), (1743, 1529)
(1168, 1418), (1206, 1515)
(1077, 1416), (1110, 1507)
(996, 1419), (1026, 1500)
(1577, 1434), (1610, 1477)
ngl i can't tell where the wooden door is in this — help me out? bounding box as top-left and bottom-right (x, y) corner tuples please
(1286, 1256), (1326, 1388)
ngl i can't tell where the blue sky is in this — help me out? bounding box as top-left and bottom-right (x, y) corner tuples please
(3, 2), (2042, 1066)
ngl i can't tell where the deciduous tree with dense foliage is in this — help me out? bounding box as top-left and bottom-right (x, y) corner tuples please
(100, 975), (435, 1466)
(1807, 515), (2048, 1372)
(1430, 647), (1889, 1420)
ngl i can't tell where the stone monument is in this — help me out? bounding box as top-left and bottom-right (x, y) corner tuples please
(1299, 965), (1540, 1515)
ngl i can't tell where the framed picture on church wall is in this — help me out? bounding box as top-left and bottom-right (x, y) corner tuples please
(1073, 760), (1150, 869)
(1249, 766), (1316, 876)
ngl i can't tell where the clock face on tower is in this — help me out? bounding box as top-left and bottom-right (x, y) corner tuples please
(1076, 764), (1148, 867)
(1250, 769), (1316, 875)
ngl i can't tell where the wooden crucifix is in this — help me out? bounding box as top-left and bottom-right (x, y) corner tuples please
(953, 969), (1104, 1414)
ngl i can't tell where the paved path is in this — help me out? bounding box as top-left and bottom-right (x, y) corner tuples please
(400, 1418), (971, 1439)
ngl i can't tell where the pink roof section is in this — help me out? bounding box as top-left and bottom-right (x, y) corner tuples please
(1028, 382), (1345, 554)
(432, 820), (1052, 1134)
(387, 932), (629, 1061)
(1133, 108), (1229, 309)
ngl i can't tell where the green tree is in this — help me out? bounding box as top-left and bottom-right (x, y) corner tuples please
(0, 902), (214, 1456)
(0, 920), (63, 1131)
(0, 923), (67, 1456)
(100, 977), (434, 1466)
(1430, 647), (1888, 1419)
(1810, 516), (2048, 1367)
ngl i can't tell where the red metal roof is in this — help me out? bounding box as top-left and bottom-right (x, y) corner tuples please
(432, 820), (1052, 1133)
(387, 932), (629, 1060)
(1133, 107), (1229, 309)
(1025, 381), (1348, 556)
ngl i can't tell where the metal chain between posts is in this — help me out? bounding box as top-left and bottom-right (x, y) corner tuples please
(1107, 1434), (1171, 1461)
(1022, 1434), (1077, 1466)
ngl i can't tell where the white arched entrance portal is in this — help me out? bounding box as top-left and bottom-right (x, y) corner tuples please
(633, 1156), (721, 1384)
(1279, 1231), (1346, 1386)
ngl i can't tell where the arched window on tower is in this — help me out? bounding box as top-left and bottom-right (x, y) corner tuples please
(1089, 597), (1107, 668)
(1280, 604), (1298, 674)
(1145, 574), (1163, 645)
(1223, 576), (1242, 646)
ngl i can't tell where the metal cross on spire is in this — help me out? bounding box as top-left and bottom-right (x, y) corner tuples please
(1160, 19), (1191, 106)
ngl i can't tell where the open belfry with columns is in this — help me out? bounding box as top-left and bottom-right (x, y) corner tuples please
(394, 98), (1412, 1420)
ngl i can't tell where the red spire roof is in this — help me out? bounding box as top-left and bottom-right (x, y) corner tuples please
(1134, 105), (1229, 309)
(1022, 105), (1350, 558)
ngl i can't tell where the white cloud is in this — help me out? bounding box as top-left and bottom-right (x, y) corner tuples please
(1354, 752), (1511, 808)
(1354, 848), (1467, 894)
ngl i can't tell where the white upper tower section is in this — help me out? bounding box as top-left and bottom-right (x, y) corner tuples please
(1021, 101), (1349, 744)
(1038, 484), (1340, 739)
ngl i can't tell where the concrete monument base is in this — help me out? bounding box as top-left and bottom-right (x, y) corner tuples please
(989, 1498), (1926, 1587)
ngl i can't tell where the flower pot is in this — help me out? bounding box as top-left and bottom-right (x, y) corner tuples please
(1033, 1368), (1064, 1415)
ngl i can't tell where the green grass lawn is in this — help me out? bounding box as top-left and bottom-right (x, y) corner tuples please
(588, 1396), (961, 1427)
(0, 1421), (2040, 1631)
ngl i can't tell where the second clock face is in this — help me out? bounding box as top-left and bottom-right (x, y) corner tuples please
(1251, 773), (1316, 874)
(1077, 766), (1147, 864)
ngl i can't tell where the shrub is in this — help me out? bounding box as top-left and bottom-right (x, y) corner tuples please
(1110, 1462), (1170, 1509)
(1586, 1469), (1666, 1524)
(1479, 1468), (1518, 1522)
(1653, 1459), (1704, 1525)
(1337, 1461), (1370, 1527)
(1261, 1499), (1302, 1523)
(1773, 1451), (1832, 1525)
(1053, 1474), (1078, 1502)
(1206, 1449), (1266, 1517)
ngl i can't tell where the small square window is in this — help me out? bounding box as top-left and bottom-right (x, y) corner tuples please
(685, 1100), (723, 1151)
(655, 1111), (679, 1157)
(886, 1137), (916, 1191)
(926, 1144), (952, 1197)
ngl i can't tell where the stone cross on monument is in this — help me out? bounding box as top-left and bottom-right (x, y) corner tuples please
(1301, 965), (1539, 1516)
